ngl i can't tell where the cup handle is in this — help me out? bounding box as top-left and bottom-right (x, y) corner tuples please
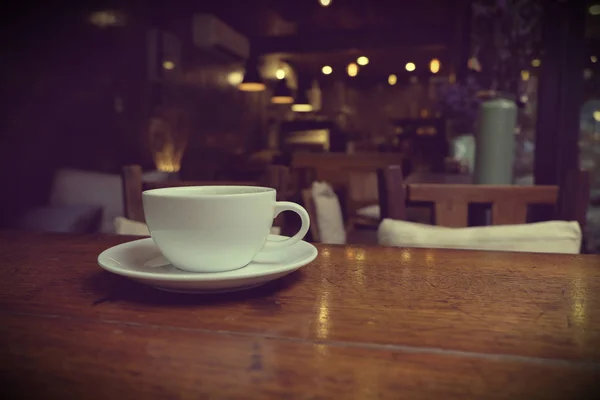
(261, 201), (310, 252)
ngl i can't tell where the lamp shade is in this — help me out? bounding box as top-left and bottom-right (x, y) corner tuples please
(271, 78), (293, 104)
(239, 58), (265, 92)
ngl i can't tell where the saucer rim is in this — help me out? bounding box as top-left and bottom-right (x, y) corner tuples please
(97, 235), (318, 282)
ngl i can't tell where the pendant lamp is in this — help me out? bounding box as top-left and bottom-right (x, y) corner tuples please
(239, 56), (265, 92)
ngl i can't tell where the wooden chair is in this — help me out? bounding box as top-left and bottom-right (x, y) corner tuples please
(291, 152), (403, 177)
(301, 187), (379, 244)
(301, 188), (358, 243)
(290, 152), (401, 201)
(122, 165), (290, 225)
(293, 166), (381, 227)
(346, 170), (380, 229)
(378, 165), (591, 229)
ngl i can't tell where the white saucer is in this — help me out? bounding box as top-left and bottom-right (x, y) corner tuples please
(97, 235), (318, 293)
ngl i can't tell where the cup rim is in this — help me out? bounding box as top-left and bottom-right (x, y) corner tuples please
(142, 185), (276, 199)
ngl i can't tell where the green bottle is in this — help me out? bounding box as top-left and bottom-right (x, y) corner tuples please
(474, 96), (517, 184)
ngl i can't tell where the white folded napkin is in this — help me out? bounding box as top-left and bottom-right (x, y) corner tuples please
(378, 219), (581, 254)
(311, 181), (346, 244)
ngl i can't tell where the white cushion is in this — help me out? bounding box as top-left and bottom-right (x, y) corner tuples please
(50, 168), (170, 234)
(50, 169), (123, 234)
(312, 181), (346, 244)
(356, 204), (380, 220)
(377, 219), (582, 254)
(114, 217), (282, 237)
(115, 217), (150, 236)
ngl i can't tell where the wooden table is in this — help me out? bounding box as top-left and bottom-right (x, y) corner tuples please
(1, 232), (599, 399)
(405, 172), (473, 185)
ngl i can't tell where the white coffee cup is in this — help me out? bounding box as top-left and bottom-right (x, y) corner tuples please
(142, 186), (310, 273)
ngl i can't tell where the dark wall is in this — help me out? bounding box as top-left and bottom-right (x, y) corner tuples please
(0, 7), (266, 227)
(0, 8), (142, 224)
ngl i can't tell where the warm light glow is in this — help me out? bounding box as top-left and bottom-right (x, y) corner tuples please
(291, 104), (313, 112)
(468, 57), (482, 72)
(521, 70), (530, 81)
(416, 127), (436, 135)
(429, 58), (440, 74)
(347, 63), (358, 77)
(569, 276), (587, 330)
(316, 289), (330, 339)
(401, 250), (411, 262)
(354, 249), (366, 261)
(405, 62), (416, 72)
(319, 0), (332, 6)
(592, 56), (598, 63)
(345, 248), (355, 259)
(275, 68), (286, 79)
(357, 56), (369, 66)
(90, 11), (122, 27)
(227, 71), (243, 85)
(531, 59), (541, 67)
(425, 251), (435, 263)
(590, 5), (600, 15)
(238, 82), (266, 91)
(322, 65), (333, 75)
(388, 74), (397, 85)
(154, 152), (180, 172)
(449, 73), (456, 84)
(593, 110), (600, 122)
(162, 60), (175, 70)
(149, 117), (187, 173)
(271, 95), (294, 104)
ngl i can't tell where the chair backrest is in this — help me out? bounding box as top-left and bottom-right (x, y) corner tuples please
(293, 166), (380, 220)
(291, 152), (402, 188)
(378, 165), (591, 228)
(347, 170), (379, 214)
(122, 165), (289, 223)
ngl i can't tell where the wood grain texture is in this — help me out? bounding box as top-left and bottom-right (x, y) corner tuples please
(1, 313), (598, 400)
(1, 232), (599, 359)
(1, 232), (599, 398)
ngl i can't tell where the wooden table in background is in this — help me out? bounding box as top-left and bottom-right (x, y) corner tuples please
(0, 232), (599, 399)
(405, 172), (473, 185)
